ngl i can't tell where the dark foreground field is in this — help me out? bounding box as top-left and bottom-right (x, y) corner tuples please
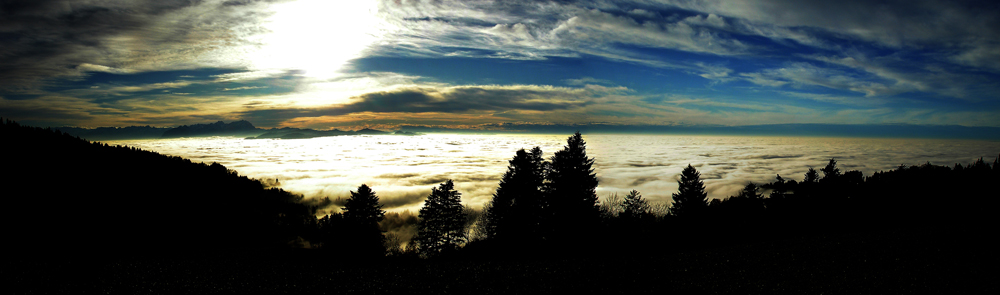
(7, 225), (995, 295)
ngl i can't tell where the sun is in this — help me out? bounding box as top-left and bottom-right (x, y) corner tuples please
(250, 0), (384, 80)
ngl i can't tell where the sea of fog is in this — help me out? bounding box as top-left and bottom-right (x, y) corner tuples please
(103, 134), (1000, 212)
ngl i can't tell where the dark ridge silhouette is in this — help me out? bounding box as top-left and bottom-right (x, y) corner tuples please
(396, 122), (1000, 140)
(50, 120), (410, 141)
(1, 119), (319, 257)
(248, 127), (390, 139)
(53, 125), (170, 140)
(161, 120), (263, 138)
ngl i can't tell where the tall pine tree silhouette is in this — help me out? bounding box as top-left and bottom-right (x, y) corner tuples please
(670, 164), (708, 218)
(483, 147), (546, 243)
(415, 180), (466, 257)
(545, 132), (599, 242)
(343, 184), (386, 257)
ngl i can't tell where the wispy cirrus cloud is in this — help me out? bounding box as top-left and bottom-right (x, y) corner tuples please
(739, 62), (910, 97)
(0, 0), (273, 93)
(2, 0), (999, 129)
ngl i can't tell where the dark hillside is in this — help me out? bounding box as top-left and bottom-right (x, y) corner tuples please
(1, 119), (317, 257)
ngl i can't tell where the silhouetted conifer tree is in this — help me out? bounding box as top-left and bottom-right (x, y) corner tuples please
(967, 157), (989, 171)
(545, 132), (599, 241)
(730, 182), (766, 215)
(619, 190), (651, 221)
(415, 180), (466, 257)
(670, 164), (708, 217)
(483, 147), (546, 242)
(803, 167), (820, 183)
(769, 174), (788, 199)
(736, 182), (763, 199)
(821, 158), (841, 181)
(343, 184), (386, 256)
(314, 213), (345, 249)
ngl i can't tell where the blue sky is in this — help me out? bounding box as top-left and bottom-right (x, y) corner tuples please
(2, 0), (999, 132)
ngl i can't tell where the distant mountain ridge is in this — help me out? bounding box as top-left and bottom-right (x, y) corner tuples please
(160, 120), (262, 138)
(248, 127), (390, 139)
(54, 121), (406, 140)
(52, 121), (998, 141)
(396, 123), (1000, 140)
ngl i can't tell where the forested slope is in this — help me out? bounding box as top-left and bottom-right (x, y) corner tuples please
(1, 119), (317, 256)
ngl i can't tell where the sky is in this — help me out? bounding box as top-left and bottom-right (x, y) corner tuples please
(2, 0), (1000, 131)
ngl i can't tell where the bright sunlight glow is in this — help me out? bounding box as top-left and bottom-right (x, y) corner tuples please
(250, 0), (384, 79)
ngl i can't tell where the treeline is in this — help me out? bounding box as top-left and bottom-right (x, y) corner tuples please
(308, 132), (1000, 259)
(5, 117), (997, 260)
(1, 119), (320, 256)
(293, 133), (602, 259)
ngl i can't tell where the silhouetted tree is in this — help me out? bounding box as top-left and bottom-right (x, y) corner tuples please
(482, 147), (546, 242)
(415, 180), (466, 257)
(821, 158), (841, 181)
(545, 132), (600, 241)
(803, 167), (819, 183)
(599, 193), (624, 219)
(313, 213), (345, 249)
(619, 190), (651, 221)
(842, 170), (864, 186)
(768, 174), (788, 199)
(343, 184), (386, 256)
(736, 182), (763, 200)
(732, 182), (766, 214)
(967, 157), (990, 171)
(670, 164), (708, 217)
(344, 184), (386, 228)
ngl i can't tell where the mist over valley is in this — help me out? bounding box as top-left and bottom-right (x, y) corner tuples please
(104, 134), (1000, 212)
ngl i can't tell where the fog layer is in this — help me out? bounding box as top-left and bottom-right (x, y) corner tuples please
(105, 134), (1000, 212)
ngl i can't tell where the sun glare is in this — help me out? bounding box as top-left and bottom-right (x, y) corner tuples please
(251, 0), (384, 79)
